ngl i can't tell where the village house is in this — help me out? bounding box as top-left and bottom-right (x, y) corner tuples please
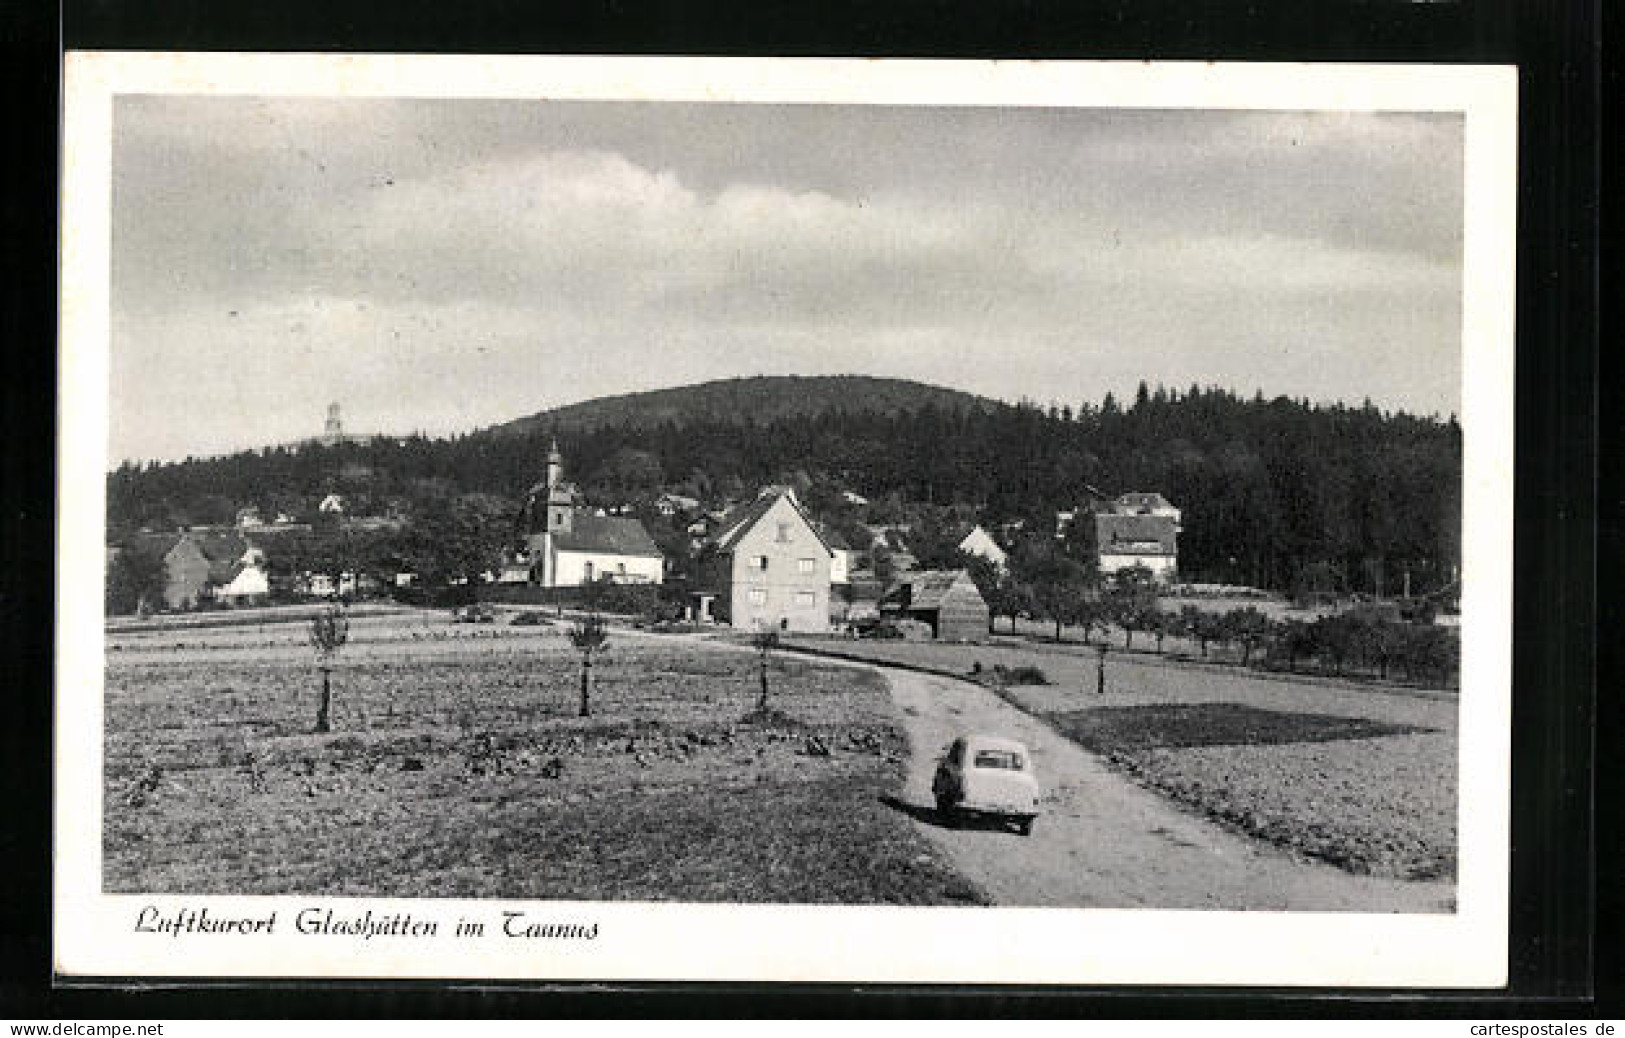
(214, 544), (270, 604)
(861, 524), (919, 573)
(116, 530), (269, 610)
(1095, 511), (1180, 580)
(517, 442), (665, 587)
(956, 524), (1007, 571)
(880, 569), (990, 642)
(654, 492), (701, 517)
(696, 486), (833, 633)
(1057, 490), (1183, 580)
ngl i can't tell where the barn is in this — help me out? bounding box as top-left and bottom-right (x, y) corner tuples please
(881, 569), (990, 642)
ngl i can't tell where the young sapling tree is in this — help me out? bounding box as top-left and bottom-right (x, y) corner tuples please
(566, 613), (610, 717)
(309, 604), (350, 733)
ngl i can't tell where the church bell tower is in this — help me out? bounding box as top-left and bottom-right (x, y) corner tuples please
(530, 439), (578, 587)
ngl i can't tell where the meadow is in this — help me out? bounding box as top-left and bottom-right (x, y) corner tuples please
(103, 614), (985, 904)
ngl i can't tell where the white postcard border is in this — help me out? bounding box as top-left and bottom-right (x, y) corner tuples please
(57, 53), (1518, 987)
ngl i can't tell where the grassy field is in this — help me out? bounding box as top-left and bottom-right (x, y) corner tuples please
(104, 619), (986, 904)
(784, 636), (1457, 881)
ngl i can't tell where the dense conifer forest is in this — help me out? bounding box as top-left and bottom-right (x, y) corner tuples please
(107, 378), (1460, 596)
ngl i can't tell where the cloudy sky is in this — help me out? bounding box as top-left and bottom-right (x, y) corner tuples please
(110, 97), (1463, 463)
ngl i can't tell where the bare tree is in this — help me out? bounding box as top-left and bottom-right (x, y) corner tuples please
(309, 605), (350, 733)
(566, 614), (610, 717)
(751, 627), (780, 711)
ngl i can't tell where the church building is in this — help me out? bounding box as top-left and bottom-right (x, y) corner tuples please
(517, 441), (665, 587)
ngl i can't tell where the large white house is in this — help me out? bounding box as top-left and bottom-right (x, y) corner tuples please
(698, 486), (833, 633)
(519, 442), (665, 587)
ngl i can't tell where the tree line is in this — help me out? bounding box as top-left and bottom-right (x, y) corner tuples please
(971, 559), (1457, 687)
(108, 383), (1460, 597)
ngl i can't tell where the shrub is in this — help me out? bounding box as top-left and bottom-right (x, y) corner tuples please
(992, 663), (1049, 686)
(511, 611), (552, 627)
(581, 579), (660, 617)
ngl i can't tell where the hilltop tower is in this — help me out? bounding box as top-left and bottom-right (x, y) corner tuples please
(322, 403), (344, 446)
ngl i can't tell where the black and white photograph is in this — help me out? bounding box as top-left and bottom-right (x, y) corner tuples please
(56, 54), (1517, 986)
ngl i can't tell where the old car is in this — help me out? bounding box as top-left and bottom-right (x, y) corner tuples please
(931, 734), (1041, 835)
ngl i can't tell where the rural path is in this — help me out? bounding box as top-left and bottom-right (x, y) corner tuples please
(877, 666), (1455, 912)
(609, 626), (1452, 912)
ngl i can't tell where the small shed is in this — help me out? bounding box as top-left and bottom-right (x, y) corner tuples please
(882, 569), (990, 642)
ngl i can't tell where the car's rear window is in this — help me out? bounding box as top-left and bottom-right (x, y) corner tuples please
(972, 750), (1024, 770)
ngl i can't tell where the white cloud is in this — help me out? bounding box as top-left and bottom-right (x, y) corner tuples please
(110, 99), (1466, 461)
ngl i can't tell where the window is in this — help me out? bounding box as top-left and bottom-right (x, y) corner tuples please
(776, 521), (793, 543)
(972, 750), (1025, 771)
(795, 591), (816, 607)
(750, 555), (768, 571)
(797, 558), (816, 574)
(748, 588), (767, 605)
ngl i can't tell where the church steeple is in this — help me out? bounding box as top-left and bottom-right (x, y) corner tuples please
(527, 439), (578, 587)
(546, 438), (563, 492)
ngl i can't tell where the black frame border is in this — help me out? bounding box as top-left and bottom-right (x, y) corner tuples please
(2, 0), (1602, 1018)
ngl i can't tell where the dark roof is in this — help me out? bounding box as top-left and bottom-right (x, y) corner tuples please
(812, 521), (852, 550)
(119, 532), (182, 566)
(553, 512), (664, 558)
(711, 494), (778, 551)
(710, 488), (833, 556)
(117, 531), (253, 582)
(1095, 513), (1178, 554)
(1115, 492), (1176, 513)
(884, 569), (981, 610)
(191, 531), (253, 582)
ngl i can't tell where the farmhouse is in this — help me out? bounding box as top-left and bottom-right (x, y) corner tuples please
(1095, 512), (1179, 581)
(697, 486), (833, 633)
(1056, 490), (1183, 579)
(880, 569), (989, 642)
(117, 530), (268, 610)
(518, 442), (664, 587)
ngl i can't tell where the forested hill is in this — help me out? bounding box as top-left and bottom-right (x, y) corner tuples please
(107, 381), (1461, 594)
(487, 375), (995, 436)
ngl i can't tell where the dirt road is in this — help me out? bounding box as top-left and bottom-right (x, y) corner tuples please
(879, 666), (1455, 912)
